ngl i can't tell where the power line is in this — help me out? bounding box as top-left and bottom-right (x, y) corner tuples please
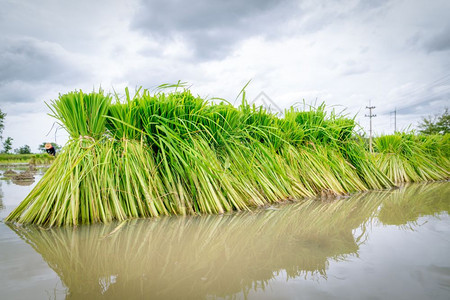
(376, 73), (450, 115)
(400, 73), (450, 98)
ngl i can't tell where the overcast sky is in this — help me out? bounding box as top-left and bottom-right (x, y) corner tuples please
(1, 0), (449, 151)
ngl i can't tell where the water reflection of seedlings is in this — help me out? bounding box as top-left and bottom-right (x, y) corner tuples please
(12, 171), (35, 186)
(11, 178), (35, 186)
(9, 190), (389, 299)
(378, 183), (450, 227)
(1, 166), (37, 186)
(2, 169), (19, 182)
(3, 169), (18, 177)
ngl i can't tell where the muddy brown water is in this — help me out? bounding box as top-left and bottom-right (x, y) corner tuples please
(0, 166), (449, 300)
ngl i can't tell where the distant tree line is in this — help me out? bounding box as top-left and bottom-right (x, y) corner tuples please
(418, 108), (449, 135)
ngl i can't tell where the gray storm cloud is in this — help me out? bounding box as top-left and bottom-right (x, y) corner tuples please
(0, 38), (83, 86)
(131, 0), (298, 60)
(130, 0), (394, 61)
(425, 26), (450, 53)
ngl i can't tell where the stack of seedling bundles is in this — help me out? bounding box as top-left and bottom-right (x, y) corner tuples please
(373, 133), (449, 183)
(5, 87), (448, 226)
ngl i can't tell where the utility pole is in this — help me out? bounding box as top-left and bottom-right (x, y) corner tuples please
(390, 108), (397, 133)
(394, 108), (396, 132)
(365, 102), (376, 153)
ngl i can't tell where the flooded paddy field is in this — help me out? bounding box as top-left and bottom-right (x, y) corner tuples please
(0, 166), (449, 300)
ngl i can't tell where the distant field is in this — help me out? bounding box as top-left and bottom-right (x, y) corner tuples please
(0, 153), (55, 164)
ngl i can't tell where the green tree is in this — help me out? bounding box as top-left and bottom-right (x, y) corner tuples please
(38, 142), (61, 153)
(418, 108), (449, 135)
(2, 137), (13, 153)
(0, 109), (6, 140)
(14, 145), (32, 154)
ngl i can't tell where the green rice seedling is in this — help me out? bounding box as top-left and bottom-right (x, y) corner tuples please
(415, 134), (450, 170)
(279, 145), (344, 196)
(107, 89), (142, 140)
(47, 89), (111, 140)
(340, 140), (393, 190)
(324, 147), (368, 193)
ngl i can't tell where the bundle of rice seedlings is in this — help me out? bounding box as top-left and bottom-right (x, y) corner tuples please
(415, 134), (450, 171)
(6, 86), (447, 226)
(7, 91), (113, 226)
(374, 134), (449, 184)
